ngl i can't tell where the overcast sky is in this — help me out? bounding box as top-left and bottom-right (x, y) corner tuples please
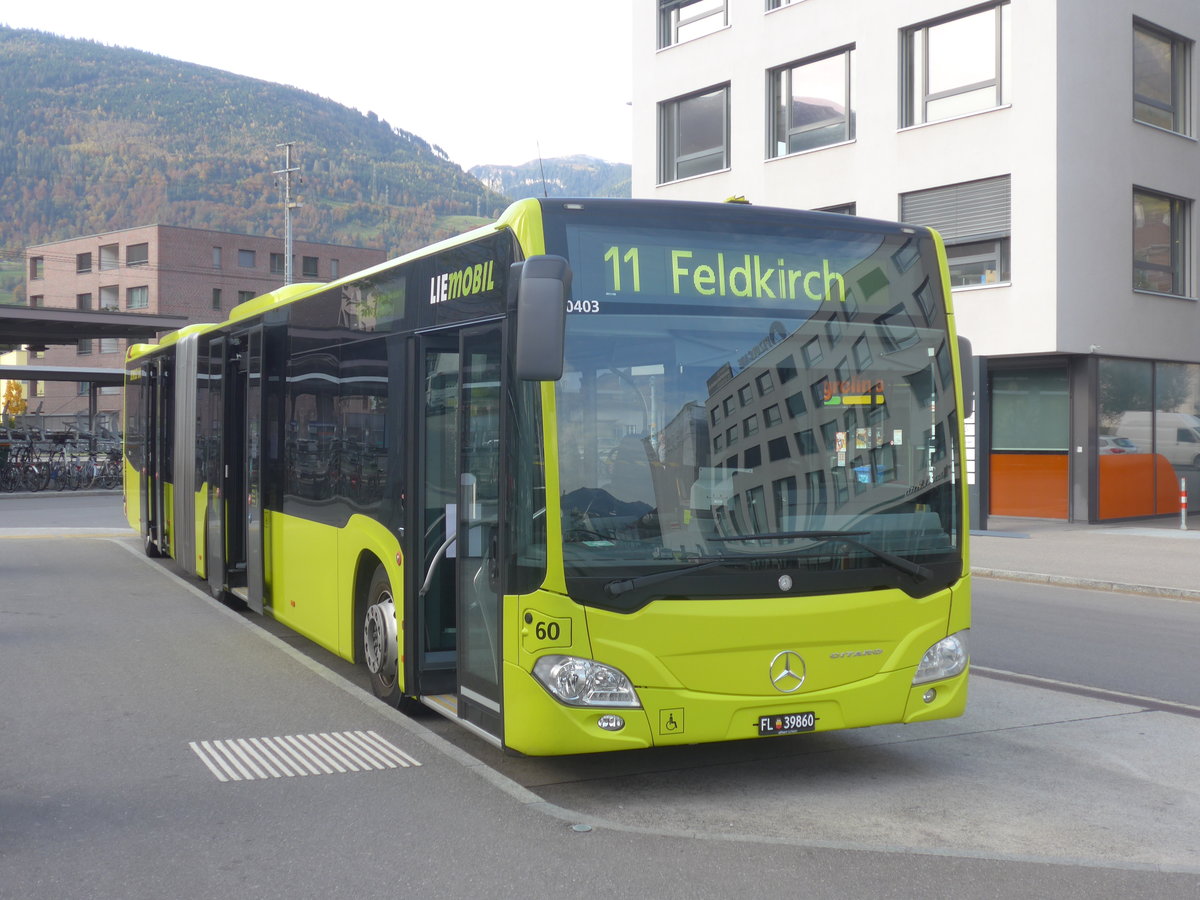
(2, 1), (634, 170)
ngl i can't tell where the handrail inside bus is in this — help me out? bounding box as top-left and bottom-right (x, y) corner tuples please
(419, 532), (457, 599)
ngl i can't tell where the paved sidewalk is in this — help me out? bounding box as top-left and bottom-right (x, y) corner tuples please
(972, 516), (1200, 601)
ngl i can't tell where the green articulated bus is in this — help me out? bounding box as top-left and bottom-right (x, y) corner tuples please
(124, 197), (972, 756)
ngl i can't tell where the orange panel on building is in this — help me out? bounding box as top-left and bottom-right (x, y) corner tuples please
(1098, 454), (1156, 519)
(990, 453), (1068, 518)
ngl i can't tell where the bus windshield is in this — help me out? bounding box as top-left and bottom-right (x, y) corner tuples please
(553, 211), (963, 608)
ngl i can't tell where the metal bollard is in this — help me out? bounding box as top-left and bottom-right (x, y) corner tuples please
(1181, 477), (1189, 531)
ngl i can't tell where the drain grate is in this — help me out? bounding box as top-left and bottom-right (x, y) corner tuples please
(189, 730), (421, 782)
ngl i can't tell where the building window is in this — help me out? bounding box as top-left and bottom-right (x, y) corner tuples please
(818, 203), (856, 216)
(852, 335), (873, 371)
(212, 247), (222, 269)
(77, 339), (92, 355)
(212, 288), (222, 310)
(330, 259), (340, 279)
(99, 285), (119, 310)
(660, 85), (729, 183)
(766, 0), (802, 9)
(785, 392), (807, 418)
(901, 175), (1011, 286)
(1133, 20), (1191, 134)
(76, 293), (91, 310)
(1133, 188), (1189, 296)
(769, 47), (854, 157)
(270, 253), (286, 275)
(29, 257), (43, 279)
(659, 0), (726, 49)
(29, 295), (43, 308)
(126, 243), (149, 267)
(302, 256), (319, 278)
(99, 338), (121, 354)
(126, 285), (149, 309)
(99, 244), (119, 271)
(76, 252), (92, 273)
(238, 249), (256, 268)
(777, 354), (797, 384)
(901, 2), (1010, 127)
(237, 291), (256, 304)
(992, 367), (1068, 452)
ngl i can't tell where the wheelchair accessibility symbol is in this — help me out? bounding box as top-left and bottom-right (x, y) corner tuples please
(658, 708), (685, 735)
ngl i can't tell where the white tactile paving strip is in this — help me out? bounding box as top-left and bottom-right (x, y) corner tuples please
(189, 730), (421, 782)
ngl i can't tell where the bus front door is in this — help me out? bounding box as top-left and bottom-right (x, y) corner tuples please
(414, 325), (504, 742)
(456, 325), (504, 738)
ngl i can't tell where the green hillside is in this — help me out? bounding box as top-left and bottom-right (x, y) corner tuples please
(0, 26), (510, 263)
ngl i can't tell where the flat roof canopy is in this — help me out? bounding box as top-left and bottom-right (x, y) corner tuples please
(0, 365), (123, 386)
(0, 306), (187, 350)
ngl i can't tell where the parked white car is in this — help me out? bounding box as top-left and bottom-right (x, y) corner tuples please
(1097, 435), (1139, 455)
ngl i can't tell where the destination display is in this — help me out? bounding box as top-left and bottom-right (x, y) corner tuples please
(564, 223), (896, 312)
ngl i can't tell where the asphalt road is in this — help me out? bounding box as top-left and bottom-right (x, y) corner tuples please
(972, 578), (1200, 707)
(2, 494), (1199, 898)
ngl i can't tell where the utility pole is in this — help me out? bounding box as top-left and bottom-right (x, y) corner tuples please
(274, 142), (302, 285)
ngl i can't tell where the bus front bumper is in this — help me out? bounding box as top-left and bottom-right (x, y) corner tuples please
(501, 662), (968, 756)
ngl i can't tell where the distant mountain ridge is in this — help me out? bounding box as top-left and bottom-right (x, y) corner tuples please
(0, 26), (628, 284)
(470, 156), (631, 201)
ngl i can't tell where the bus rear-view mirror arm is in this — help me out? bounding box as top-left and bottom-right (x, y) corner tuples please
(512, 256), (570, 382)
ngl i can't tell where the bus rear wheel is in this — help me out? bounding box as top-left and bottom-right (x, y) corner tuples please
(363, 566), (402, 706)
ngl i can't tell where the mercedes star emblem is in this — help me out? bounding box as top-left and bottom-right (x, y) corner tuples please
(769, 650), (806, 693)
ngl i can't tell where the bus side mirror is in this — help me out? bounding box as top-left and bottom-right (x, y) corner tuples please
(957, 335), (974, 420)
(513, 255), (570, 382)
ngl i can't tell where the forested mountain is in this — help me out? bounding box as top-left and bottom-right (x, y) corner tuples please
(0, 26), (513, 261)
(470, 156), (631, 201)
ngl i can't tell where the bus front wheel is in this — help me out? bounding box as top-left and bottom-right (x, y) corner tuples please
(363, 566), (402, 706)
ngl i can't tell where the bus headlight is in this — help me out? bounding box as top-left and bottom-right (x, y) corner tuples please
(913, 630), (969, 685)
(533, 655), (642, 708)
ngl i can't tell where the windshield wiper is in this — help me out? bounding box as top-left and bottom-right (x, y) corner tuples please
(604, 558), (732, 598)
(710, 531), (933, 581)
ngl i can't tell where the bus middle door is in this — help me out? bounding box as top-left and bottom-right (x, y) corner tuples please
(207, 329), (265, 614)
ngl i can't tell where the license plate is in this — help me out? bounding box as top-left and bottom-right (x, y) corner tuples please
(757, 711), (816, 736)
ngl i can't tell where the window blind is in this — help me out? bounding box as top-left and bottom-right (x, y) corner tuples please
(901, 175), (1011, 241)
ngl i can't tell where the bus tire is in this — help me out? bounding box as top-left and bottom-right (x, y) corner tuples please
(144, 530), (162, 558)
(363, 565), (403, 707)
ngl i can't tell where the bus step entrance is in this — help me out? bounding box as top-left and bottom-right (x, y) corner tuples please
(420, 694), (502, 749)
(420, 694), (457, 720)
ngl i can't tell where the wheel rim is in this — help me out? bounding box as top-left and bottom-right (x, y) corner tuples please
(363, 590), (397, 682)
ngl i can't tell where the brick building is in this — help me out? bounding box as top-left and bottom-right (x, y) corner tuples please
(20, 225), (385, 432)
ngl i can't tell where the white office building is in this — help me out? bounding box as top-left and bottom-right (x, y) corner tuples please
(633, 0), (1200, 523)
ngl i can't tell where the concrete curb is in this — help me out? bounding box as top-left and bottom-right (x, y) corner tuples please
(972, 566), (1200, 603)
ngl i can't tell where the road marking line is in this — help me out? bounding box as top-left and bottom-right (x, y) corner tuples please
(189, 731), (420, 782)
(973, 666), (1200, 718)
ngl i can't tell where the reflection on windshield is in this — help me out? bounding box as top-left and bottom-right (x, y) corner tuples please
(556, 230), (961, 594)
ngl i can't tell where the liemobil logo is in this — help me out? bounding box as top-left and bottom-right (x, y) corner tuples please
(429, 260), (496, 304)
